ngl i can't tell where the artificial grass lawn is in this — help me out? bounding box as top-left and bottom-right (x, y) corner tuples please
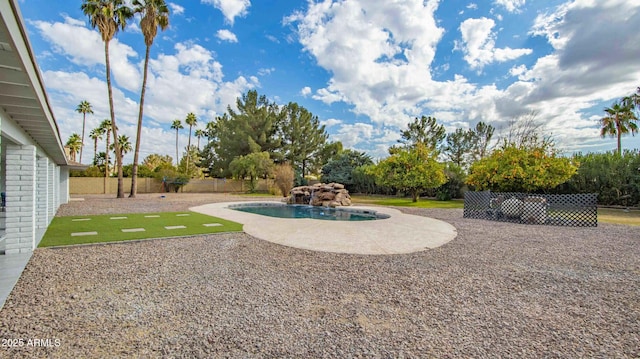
(39, 211), (243, 247)
(351, 195), (464, 209)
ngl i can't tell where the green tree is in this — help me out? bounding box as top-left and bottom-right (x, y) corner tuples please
(81, 0), (134, 198)
(178, 145), (201, 178)
(396, 115), (446, 153)
(466, 144), (577, 192)
(170, 119), (183, 166)
(229, 152), (274, 192)
(185, 112), (198, 171)
(195, 129), (205, 149)
(203, 90), (282, 176)
(557, 150), (640, 206)
(142, 153), (173, 172)
(99, 119), (113, 177)
(279, 102), (328, 177)
(321, 149), (373, 191)
(443, 128), (473, 167)
(89, 126), (105, 165)
(600, 100), (638, 155)
(469, 121), (495, 161)
(110, 134), (131, 159)
(130, 0), (170, 197)
(66, 133), (82, 162)
(372, 143), (446, 202)
(94, 151), (110, 173)
(309, 141), (343, 176)
(205, 120), (217, 144)
(75, 100), (93, 163)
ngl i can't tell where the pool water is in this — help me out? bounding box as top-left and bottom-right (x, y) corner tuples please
(229, 204), (387, 221)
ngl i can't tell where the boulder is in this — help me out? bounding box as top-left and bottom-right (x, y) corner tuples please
(288, 182), (352, 207)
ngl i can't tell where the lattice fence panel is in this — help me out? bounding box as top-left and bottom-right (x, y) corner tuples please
(463, 191), (597, 227)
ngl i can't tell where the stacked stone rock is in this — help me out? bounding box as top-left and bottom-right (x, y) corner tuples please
(289, 183), (352, 207)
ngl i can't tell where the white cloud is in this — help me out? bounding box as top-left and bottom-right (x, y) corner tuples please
(265, 34), (279, 43)
(467, 3), (478, 10)
(126, 22), (142, 34)
(332, 123), (374, 148)
(457, 17), (532, 70)
(300, 86), (311, 96)
(215, 29), (238, 42)
(321, 118), (342, 127)
(494, 0), (525, 13)
(258, 67), (275, 76)
(287, 0), (445, 128)
(31, 16), (141, 92)
(201, 0), (251, 25)
(37, 37), (258, 163)
(168, 3), (185, 15)
(508, 64), (527, 78)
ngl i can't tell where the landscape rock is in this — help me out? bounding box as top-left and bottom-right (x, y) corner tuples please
(288, 183), (352, 206)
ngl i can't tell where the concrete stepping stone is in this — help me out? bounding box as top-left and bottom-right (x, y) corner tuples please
(176, 214), (190, 217)
(71, 231), (97, 237)
(144, 215), (160, 218)
(121, 228), (145, 233)
(203, 223), (222, 227)
(165, 225), (186, 230)
(110, 217), (127, 220)
(72, 218), (91, 222)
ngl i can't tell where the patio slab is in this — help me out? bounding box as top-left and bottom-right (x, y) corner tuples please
(190, 202), (457, 255)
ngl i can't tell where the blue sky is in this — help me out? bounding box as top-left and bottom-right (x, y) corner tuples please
(18, 0), (640, 164)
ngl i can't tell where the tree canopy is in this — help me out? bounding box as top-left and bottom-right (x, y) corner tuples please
(466, 144), (577, 192)
(371, 143), (446, 202)
(321, 149), (373, 191)
(201, 90), (329, 179)
(396, 115), (446, 153)
(278, 102), (328, 177)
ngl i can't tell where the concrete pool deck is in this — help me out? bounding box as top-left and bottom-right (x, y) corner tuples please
(190, 202), (457, 255)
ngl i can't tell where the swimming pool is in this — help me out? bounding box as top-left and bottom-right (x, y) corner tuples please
(228, 203), (389, 221)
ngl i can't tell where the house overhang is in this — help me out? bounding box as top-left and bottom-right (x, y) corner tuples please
(0, 0), (68, 166)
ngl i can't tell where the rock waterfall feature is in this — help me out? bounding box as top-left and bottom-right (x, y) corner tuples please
(288, 183), (352, 207)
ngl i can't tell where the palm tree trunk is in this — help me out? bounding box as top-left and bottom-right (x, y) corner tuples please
(186, 126), (192, 172)
(175, 130), (179, 167)
(105, 41), (124, 198)
(130, 45), (151, 198)
(616, 116), (622, 156)
(93, 139), (98, 165)
(105, 130), (110, 194)
(80, 113), (86, 163)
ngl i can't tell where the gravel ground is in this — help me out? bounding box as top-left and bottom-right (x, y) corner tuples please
(0, 194), (638, 358)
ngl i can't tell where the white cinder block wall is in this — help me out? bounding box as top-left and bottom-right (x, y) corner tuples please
(1, 144), (66, 254)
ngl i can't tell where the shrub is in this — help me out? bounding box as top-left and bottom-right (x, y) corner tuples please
(274, 163), (295, 197)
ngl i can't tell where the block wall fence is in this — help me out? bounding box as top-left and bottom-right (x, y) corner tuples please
(70, 177), (273, 195)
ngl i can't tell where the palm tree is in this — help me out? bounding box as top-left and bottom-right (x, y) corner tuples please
(130, 0), (170, 198)
(100, 119), (114, 178)
(81, 0), (134, 198)
(170, 119), (183, 166)
(205, 120), (216, 144)
(185, 112), (197, 172)
(195, 129), (205, 149)
(111, 134), (132, 158)
(622, 87), (640, 119)
(600, 101), (638, 155)
(75, 100), (93, 163)
(89, 127), (105, 164)
(65, 133), (82, 162)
